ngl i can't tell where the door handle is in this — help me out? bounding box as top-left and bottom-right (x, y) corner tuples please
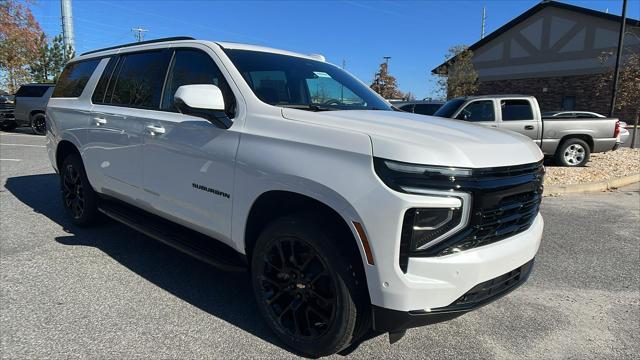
(146, 125), (166, 135)
(93, 117), (107, 126)
(524, 125), (534, 130)
(490, 125), (497, 128)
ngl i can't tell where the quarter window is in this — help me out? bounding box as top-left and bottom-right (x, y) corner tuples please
(501, 100), (534, 121)
(161, 49), (236, 117)
(109, 50), (172, 109)
(51, 59), (100, 98)
(456, 100), (495, 122)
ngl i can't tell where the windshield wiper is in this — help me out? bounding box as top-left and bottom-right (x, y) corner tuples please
(278, 104), (337, 112)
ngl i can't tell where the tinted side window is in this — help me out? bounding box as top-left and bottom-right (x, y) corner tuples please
(161, 49), (236, 117)
(414, 104), (441, 116)
(456, 100), (495, 122)
(52, 59), (100, 98)
(91, 57), (117, 104)
(16, 85), (52, 97)
(501, 100), (534, 121)
(110, 51), (171, 109)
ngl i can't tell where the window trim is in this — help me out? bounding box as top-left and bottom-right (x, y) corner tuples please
(90, 47), (237, 119)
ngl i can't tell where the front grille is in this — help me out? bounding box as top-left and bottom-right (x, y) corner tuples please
(397, 161), (544, 269)
(432, 259), (534, 312)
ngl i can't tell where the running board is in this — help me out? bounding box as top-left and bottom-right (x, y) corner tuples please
(98, 200), (246, 272)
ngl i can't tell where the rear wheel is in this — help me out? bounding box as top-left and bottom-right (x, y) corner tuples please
(31, 113), (46, 135)
(555, 138), (590, 167)
(251, 215), (368, 357)
(60, 153), (100, 226)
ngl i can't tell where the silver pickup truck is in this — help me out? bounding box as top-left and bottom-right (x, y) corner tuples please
(433, 95), (620, 166)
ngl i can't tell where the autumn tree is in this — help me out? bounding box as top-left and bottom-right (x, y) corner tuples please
(596, 48), (640, 124)
(0, 0), (43, 92)
(370, 61), (405, 99)
(434, 45), (478, 99)
(30, 34), (74, 83)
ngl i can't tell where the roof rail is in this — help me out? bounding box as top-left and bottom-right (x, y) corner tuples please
(81, 36), (196, 56)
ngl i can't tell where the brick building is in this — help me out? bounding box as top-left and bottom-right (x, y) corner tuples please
(433, 1), (639, 123)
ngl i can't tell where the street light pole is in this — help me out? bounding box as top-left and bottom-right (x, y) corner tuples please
(609, 0), (627, 118)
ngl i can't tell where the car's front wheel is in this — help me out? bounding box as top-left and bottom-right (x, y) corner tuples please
(251, 215), (368, 357)
(60, 153), (100, 226)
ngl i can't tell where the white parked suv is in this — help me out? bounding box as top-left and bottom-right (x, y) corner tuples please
(46, 37), (544, 356)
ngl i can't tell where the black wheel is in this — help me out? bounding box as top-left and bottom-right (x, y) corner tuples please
(0, 121), (17, 131)
(31, 113), (46, 135)
(555, 138), (590, 167)
(251, 215), (368, 357)
(60, 153), (100, 226)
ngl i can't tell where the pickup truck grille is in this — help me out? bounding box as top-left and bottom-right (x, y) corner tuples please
(397, 161), (544, 269)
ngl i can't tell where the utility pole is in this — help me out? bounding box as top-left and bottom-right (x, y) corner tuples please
(131, 27), (149, 42)
(60, 0), (75, 56)
(383, 56), (391, 66)
(481, 5), (487, 39)
(608, 0), (634, 148)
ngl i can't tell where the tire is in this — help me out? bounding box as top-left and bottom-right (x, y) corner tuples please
(0, 121), (17, 131)
(31, 113), (46, 135)
(251, 215), (369, 357)
(555, 138), (590, 167)
(60, 153), (101, 226)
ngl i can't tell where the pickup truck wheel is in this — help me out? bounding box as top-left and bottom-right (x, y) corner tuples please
(60, 154), (100, 226)
(251, 215), (366, 357)
(31, 113), (46, 135)
(556, 138), (590, 167)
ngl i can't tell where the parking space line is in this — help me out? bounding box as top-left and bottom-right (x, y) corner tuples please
(0, 158), (21, 161)
(0, 143), (46, 148)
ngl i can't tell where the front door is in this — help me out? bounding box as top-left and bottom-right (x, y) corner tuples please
(141, 47), (240, 244)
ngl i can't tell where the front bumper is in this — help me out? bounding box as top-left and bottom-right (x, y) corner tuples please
(372, 259), (534, 332)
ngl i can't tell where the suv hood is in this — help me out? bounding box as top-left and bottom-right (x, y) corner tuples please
(282, 109), (543, 168)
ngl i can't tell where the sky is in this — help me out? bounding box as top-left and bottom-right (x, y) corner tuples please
(28, 0), (639, 99)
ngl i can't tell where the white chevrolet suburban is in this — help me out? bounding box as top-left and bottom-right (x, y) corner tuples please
(46, 37), (544, 357)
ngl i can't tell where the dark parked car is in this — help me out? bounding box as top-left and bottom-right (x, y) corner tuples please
(12, 83), (55, 134)
(393, 100), (443, 116)
(0, 93), (16, 131)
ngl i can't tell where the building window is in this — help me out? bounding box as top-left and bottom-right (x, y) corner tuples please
(562, 96), (576, 111)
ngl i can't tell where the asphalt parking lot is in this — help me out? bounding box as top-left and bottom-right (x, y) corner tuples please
(1, 130), (639, 359)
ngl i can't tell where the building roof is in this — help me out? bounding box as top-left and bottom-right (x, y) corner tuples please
(431, 0), (640, 74)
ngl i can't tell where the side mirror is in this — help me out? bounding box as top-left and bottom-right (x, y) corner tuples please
(173, 84), (231, 129)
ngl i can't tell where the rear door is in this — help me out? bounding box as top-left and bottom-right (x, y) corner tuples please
(453, 100), (497, 128)
(141, 46), (240, 244)
(85, 50), (172, 201)
(497, 99), (541, 142)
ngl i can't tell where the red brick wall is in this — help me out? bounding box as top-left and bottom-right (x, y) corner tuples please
(477, 74), (638, 124)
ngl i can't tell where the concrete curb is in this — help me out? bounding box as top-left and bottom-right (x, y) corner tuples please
(543, 173), (640, 196)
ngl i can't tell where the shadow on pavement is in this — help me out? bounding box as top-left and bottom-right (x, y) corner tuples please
(3, 173), (288, 354)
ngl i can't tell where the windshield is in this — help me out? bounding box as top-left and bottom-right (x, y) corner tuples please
(433, 99), (465, 118)
(224, 49), (392, 111)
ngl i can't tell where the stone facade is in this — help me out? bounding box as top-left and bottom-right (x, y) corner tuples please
(477, 74), (638, 123)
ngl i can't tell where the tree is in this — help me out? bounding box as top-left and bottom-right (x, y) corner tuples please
(370, 61), (404, 99)
(0, 0), (43, 92)
(30, 34), (74, 83)
(434, 45), (478, 99)
(596, 48), (640, 124)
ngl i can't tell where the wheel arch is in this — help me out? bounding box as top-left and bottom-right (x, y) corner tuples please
(557, 134), (594, 152)
(55, 140), (81, 172)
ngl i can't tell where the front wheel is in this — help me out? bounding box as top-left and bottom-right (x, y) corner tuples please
(555, 138), (590, 167)
(251, 215), (368, 357)
(60, 153), (100, 226)
(31, 113), (46, 135)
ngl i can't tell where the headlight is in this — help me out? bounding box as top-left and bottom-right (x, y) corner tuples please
(408, 207), (464, 250)
(373, 158), (473, 193)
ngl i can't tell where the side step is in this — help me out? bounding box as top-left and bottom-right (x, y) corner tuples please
(98, 200), (246, 272)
